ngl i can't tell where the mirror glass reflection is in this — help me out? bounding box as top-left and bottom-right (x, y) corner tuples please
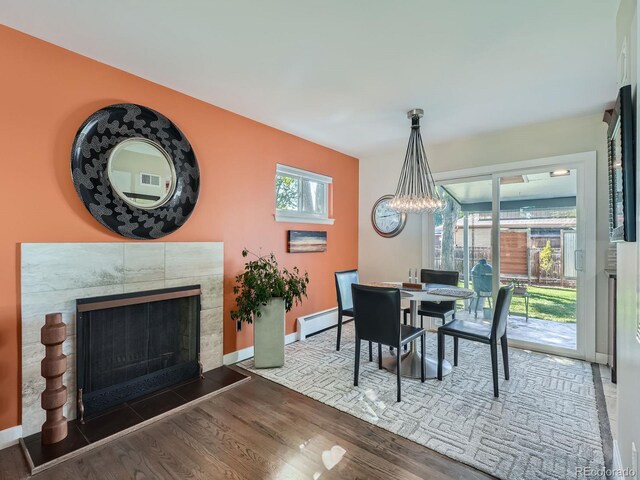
(107, 139), (176, 209)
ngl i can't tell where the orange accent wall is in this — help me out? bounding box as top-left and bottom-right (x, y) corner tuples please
(0, 26), (358, 431)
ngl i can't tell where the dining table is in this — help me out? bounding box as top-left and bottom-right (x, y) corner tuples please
(370, 282), (475, 379)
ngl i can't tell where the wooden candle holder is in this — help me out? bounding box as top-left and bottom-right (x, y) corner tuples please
(41, 313), (68, 444)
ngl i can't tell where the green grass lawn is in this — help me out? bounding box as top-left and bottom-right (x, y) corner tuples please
(459, 284), (577, 323)
(510, 285), (576, 323)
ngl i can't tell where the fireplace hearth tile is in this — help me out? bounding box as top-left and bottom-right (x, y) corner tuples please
(205, 365), (249, 387)
(171, 374), (223, 402)
(21, 422), (88, 468)
(20, 367), (250, 475)
(129, 390), (185, 420)
(172, 367), (247, 402)
(77, 406), (144, 443)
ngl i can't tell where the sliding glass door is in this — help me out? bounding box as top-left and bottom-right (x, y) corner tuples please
(495, 169), (578, 352)
(429, 154), (596, 360)
(434, 178), (494, 316)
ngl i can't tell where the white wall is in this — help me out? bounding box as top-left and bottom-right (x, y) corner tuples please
(359, 112), (609, 352)
(359, 154), (423, 283)
(615, 0), (640, 471)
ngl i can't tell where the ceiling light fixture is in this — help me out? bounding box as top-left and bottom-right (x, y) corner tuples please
(389, 109), (443, 213)
(500, 175), (526, 185)
(550, 169), (570, 177)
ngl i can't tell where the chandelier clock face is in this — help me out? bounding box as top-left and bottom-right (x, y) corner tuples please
(372, 195), (407, 238)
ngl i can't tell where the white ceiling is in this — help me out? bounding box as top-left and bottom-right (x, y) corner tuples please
(0, 1), (617, 158)
(443, 170), (577, 205)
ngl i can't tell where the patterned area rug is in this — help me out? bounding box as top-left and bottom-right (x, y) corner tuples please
(240, 323), (605, 480)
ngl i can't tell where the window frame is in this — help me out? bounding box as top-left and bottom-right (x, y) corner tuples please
(275, 164), (334, 225)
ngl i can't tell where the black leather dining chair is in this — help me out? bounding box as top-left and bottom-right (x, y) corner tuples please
(403, 269), (460, 327)
(335, 270), (372, 361)
(437, 284), (514, 398)
(352, 284), (425, 401)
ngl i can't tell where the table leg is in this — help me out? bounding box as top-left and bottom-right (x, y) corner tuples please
(382, 299), (452, 379)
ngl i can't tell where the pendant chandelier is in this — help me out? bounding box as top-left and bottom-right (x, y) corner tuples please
(389, 109), (444, 213)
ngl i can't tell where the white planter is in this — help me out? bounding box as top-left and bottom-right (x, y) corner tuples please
(254, 297), (285, 368)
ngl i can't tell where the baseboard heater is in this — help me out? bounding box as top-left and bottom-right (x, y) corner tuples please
(223, 307), (340, 366)
(297, 307), (339, 340)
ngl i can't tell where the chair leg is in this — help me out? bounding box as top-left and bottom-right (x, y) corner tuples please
(368, 341), (373, 362)
(420, 335), (425, 383)
(336, 313), (343, 351)
(490, 342), (499, 397)
(501, 334), (509, 380)
(396, 344), (401, 402)
(437, 331), (444, 380)
(378, 343), (382, 370)
(404, 321), (413, 351)
(404, 313), (420, 351)
(454, 337), (459, 366)
(403, 309), (408, 325)
(354, 337), (360, 386)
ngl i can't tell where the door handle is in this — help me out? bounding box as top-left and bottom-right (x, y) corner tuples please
(574, 250), (584, 271)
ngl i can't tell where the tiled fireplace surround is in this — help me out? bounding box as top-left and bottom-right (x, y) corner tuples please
(21, 242), (224, 437)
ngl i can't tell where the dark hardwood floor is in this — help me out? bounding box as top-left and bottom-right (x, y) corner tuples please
(0, 369), (494, 479)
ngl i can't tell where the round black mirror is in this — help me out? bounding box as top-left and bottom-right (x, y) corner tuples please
(71, 104), (200, 239)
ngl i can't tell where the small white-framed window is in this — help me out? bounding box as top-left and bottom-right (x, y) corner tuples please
(275, 164), (334, 224)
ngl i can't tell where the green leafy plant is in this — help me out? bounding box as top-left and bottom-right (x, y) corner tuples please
(231, 249), (310, 324)
(539, 240), (554, 277)
(276, 175), (298, 210)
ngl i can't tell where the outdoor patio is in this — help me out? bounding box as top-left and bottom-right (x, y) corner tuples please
(453, 309), (577, 350)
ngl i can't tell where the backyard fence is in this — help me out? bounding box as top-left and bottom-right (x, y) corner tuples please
(434, 244), (576, 287)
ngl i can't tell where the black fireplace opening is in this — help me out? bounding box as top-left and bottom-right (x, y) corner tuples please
(76, 285), (201, 420)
